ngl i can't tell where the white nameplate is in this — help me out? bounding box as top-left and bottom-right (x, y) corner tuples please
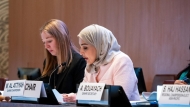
(3, 80), (25, 96)
(159, 85), (190, 105)
(76, 83), (105, 101)
(3, 80), (46, 98)
(24, 80), (45, 98)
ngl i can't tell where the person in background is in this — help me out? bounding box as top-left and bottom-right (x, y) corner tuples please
(174, 45), (190, 85)
(39, 19), (86, 94)
(63, 24), (140, 102)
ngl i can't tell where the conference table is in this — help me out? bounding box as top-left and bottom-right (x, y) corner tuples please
(0, 95), (155, 107)
(0, 102), (76, 107)
(1, 100), (190, 107)
(0, 101), (156, 107)
(0, 100), (156, 107)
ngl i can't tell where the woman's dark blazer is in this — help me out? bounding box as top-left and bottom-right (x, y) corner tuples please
(39, 50), (86, 94)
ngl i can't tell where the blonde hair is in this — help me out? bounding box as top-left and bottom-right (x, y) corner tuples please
(40, 19), (78, 76)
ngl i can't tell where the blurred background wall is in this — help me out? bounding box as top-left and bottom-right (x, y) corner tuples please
(4, 0), (190, 91)
(0, 0), (8, 78)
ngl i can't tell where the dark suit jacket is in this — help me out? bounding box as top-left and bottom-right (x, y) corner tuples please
(39, 50), (86, 93)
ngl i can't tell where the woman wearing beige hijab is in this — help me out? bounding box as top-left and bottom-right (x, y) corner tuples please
(63, 24), (140, 102)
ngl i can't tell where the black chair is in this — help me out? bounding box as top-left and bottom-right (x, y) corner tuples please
(151, 74), (176, 91)
(0, 78), (8, 90)
(17, 68), (41, 80)
(134, 67), (147, 94)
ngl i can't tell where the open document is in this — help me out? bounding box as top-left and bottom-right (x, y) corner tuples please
(52, 89), (65, 104)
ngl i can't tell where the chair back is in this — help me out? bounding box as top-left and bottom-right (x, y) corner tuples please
(151, 74), (176, 91)
(0, 78), (8, 90)
(134, 67), (147, 94)
(17, 67), (41, 80)
(163, 80), (175, 84)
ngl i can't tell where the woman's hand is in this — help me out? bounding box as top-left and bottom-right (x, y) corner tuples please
(62, 93), (76, 103)
(174, 80), (187, 85)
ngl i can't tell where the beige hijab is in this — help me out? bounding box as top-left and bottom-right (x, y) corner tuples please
(78, 24), (121, 74)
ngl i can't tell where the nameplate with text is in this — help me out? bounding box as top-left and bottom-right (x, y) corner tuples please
(159, 85), (190, 105)
(76, 83), (105, 101)
(3, 80), (25, 96)
(23, 80), (46, 98)
(3, 80), (46, 98)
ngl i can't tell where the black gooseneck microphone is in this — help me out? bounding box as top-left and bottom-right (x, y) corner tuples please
(48, 62), (67, 87)
(35, 62), (66, 81)
(50, 62), (66, 76)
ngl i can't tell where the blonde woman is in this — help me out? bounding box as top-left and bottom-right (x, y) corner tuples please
(39, 19), (86, 93)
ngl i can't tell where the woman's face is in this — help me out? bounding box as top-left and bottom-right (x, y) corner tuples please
(79, 38), (97, 64)
(41, 31), (58, 56)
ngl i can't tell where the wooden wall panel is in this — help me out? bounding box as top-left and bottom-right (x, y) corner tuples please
(9, 0), (190, 91)
(0, 0), (9, 78)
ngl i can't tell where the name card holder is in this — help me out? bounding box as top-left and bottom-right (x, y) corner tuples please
(159, 85), (190, 107)
(76, 83), (131, 107)
(3, 80), (46, 104)
(76, 83), (105, 101)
